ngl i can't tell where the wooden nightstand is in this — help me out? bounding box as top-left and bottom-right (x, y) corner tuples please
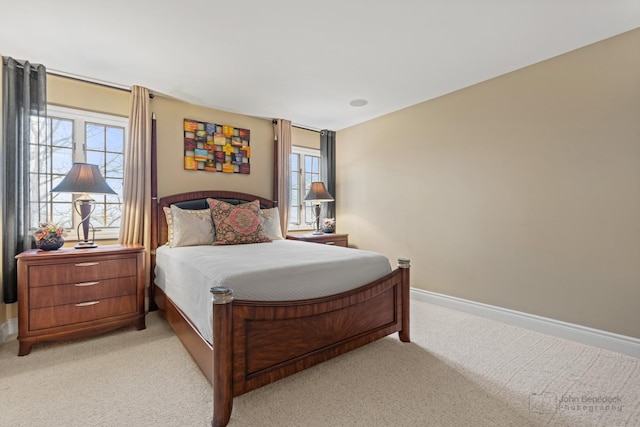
(286, 233), (349, 247)
(16, 244), (145, 355)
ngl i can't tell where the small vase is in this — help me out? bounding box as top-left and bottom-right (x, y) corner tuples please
(321, 220), (336, 234)
(36, 236), (64, 251)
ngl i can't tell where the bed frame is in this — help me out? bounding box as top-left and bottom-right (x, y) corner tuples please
(150, 190), (411, 426)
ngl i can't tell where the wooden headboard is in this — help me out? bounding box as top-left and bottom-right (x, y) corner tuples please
(154, 190), (276, 250)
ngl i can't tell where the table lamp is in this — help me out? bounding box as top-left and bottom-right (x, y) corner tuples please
(51, 162), (117, 248)
(304, 181), (334, 235)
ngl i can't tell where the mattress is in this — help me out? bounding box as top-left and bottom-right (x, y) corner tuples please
(154, 239), (392, 344)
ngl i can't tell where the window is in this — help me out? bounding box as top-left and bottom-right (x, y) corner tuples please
(289, 146), (321, 230)
(29, 106), (127, 240)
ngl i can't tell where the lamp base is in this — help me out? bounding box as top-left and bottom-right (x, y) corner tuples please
(75, 241), (98, 249)
(311, 203), (323, 235)
(74, 198), (98, 249)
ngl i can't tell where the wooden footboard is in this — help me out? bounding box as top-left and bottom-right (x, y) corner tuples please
(211, 258), (410, 427)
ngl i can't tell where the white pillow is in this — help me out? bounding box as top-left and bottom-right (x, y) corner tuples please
(163, 206), (174, 246)
(259, 207), (284, 240)
(169, 205), (215, 247)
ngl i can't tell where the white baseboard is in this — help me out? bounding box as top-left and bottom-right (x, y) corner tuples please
(0, 318), (18, 345)
(410, 288), (640, 358)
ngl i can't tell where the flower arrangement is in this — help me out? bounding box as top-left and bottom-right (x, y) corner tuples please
(33, 222), (66, 250)
(33, 222), (65, 242)
(321, 218), (336, 233)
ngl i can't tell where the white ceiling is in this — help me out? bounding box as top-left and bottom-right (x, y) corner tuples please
(1, 1), (639, 130)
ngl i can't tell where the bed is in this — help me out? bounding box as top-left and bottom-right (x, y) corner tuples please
(150, 190), (411, 426)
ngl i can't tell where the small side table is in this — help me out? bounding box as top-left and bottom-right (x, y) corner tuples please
(16, 244), (145, 355)
(286, 233), (348, 247)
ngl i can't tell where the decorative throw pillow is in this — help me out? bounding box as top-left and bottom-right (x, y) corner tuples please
(169, 205), (215, 247)
(207, 198), (271, 245)
(259, 207), (284, 240)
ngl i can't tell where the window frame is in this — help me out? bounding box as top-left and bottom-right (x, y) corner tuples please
(288, 146), (322, 231)
(40, 105), (127, 241)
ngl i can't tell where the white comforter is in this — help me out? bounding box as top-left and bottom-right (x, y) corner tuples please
(154, 239), (392, 343)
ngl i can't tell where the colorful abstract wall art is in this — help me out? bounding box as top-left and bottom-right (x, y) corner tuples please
(183, 119), (250, 174)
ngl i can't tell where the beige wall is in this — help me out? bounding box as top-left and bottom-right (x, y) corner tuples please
(292, 126), (320, 149)
(48, 75), (130, 116)
(152, 96), (273, 199)
(337, 28), (640, 338)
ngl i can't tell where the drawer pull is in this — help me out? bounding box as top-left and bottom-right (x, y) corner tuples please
(325, 242), (335, 245)
(75, 262), (99, 267)
(75, 281), (99, 287)
(75, 301), (100, 307)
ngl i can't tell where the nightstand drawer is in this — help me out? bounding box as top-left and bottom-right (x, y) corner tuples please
(29, 294), (137, 330)
(28, 257), (137, 287)
(286, 233), (349, 247)
(29, 276), (137, 309)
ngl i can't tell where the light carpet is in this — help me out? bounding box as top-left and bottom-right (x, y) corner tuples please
(1, 300), (638, 427)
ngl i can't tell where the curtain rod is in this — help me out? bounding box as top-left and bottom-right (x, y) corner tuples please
(272, 119), (320, 133)
(293, 124), (321, 133)
(47, 70), (154, 98)
(271, 119), (322, 133)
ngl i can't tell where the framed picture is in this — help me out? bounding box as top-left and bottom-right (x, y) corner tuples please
(183, 118), (251, 174)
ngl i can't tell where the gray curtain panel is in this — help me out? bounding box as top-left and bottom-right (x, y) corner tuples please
(320, 129), (336, 220)
(2, 57), (47, 303)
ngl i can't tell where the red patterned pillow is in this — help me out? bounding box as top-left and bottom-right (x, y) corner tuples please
(207, 199), (271, 245)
